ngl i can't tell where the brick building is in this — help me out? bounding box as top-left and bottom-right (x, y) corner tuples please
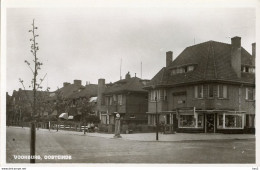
(48, 80), (98, 121)
(97, 72), (150, 125)
(144, 37), (255, 133)
(7, 88), (51, 124)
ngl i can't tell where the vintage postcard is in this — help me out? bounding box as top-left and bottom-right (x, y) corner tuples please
(1, 0), (259, 169)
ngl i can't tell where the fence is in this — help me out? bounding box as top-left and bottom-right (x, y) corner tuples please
(8, 121), (156, 133)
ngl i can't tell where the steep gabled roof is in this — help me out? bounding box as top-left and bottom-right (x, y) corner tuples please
(68, 84), (98, 99)
(12, 89), (51, 102)
(56, 84), (84, 99)
(147, 40), (255, 88)
(104, 77), (149, 94)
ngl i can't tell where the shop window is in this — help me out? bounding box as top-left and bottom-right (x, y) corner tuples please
(218, 85), (228, 99)
(208, 85), (214, 98)
(194, 85), (203, 99)
(225, 115), (242, 128)
(246, 87), (255, 100)
(179, 115), (196, 127)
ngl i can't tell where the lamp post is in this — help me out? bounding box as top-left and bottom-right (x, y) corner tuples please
(155, 96), (159, 141)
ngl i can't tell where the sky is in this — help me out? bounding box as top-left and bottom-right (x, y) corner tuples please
(5, 2), (256, 95)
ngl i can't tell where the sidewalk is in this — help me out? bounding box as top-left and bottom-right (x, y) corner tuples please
(86, 132), (255, 142)
(10, 126), (255, 142)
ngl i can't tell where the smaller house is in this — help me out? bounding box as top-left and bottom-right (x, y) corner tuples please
(97, 72), (150, 125)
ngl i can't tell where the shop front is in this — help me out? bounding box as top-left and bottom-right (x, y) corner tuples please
(148, 108), (247, 134)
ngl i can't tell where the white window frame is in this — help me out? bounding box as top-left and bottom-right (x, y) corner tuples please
(208, 84), (214, 98)
(178, 113), (204, 128)
(246, 87), (255, 101)
(218, 85), (228, 99)
(118, 94), (123, 105)
(150, 89), (160, 101)
(217, 113), (244, 129)
(194, 85), (203, 99)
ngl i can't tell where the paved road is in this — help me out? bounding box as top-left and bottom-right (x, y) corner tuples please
(6, 127), (255, 163)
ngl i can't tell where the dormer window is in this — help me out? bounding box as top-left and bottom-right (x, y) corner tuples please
(241, 65), (255, 73)
(171, 64), (196, 76)
(187, 65), (195, 71)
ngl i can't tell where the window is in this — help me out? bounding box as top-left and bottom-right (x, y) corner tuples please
(171, 65), (195, 76)
(171, 69), (176, 75)
(208, 85), (214, 98)
(163, 89), (167, 100)
(246, 87), (255, 100)
(150, 90), (160, 101)
(187, 65), (195, 71)
(194, 85), (203, 99)
(217, 114), (243, 129)
(225, 115), (242, 128)
(242, 66), (255, 73)
(118, 94), (123, 105)
(109, 96), (113, 105)
(179, 113), (203, 128)
(218, 85), (228, 99)
(179, 115), (196, 127)
(113, 95), (117, 102)
(249, 67), (255, 73)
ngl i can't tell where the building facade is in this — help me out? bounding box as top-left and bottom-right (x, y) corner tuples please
(97, 72), (150, 125)
(145, 37), (255, 133)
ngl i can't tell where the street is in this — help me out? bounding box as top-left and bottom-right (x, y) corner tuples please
(6, 127), (255, 163)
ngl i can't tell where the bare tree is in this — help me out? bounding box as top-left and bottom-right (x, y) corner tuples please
(19, 19), (47, 164)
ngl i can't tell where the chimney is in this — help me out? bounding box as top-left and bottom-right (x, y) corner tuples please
(231, 36), (241, 78)
(125, 72), (131, 79)
(63, 82), (70, 87)
(231, 36), (241, 48)
(74, 80), (82, 86)
(252, 43), (256, 65)
(97, 78), (106, 108)
(166, 51), (173, 67)
(86, 81), (89, 86)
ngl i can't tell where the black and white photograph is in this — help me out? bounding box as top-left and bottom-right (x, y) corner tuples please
(1, 0), (259, 168)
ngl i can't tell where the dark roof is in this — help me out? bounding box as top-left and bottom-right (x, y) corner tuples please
(104, 77), (149, 94)
(55, 83), (84, 99)
(68, 84), (98, 99)
(12, 89), (50, 102)
(147, 40), (255, 88)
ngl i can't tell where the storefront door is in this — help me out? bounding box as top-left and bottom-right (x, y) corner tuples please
(206, 114), (215, 133)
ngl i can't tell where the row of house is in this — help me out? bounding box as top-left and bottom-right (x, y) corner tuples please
(7, 36), (255, 133)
